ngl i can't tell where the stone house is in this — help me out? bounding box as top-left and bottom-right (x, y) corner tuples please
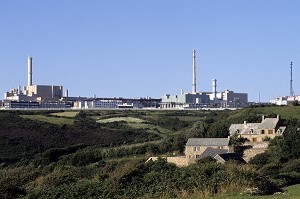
(147, 137), (232, 166)
(185, 138), (230, 163)
(229, 115), (286, 143)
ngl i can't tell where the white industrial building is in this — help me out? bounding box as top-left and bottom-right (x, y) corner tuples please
(270, 96), (300, 106)
(3, 57), (65, 109)
(160, 50), (248, 109)
(74, 97), (161, 109)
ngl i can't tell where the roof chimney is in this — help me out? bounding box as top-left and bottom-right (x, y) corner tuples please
(262, 115), (265, 122)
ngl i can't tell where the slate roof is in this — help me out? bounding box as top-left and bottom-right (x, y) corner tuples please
(216, 153), (246, 163)
(259, 118), (279, 129)
(196, 148), (228, 160)
(229, 123), (260, 135)
(229, 116), (285, 135)
(186, 138), (229, 146)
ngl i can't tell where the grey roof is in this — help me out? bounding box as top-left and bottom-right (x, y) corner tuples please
(196, 148), (228, 160)
(229, 123), (260, 135)
(216, 153), (246, 163)
(186, 138), (229, 146)
(259, 118), (279, 129)
(229, 116), (285, 135)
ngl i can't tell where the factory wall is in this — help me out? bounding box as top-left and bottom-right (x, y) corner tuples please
(223, 90), (248, 103)
(26, 85), (63, 100)
(161, 93), (210, 104)
(185, 93), (210, 104)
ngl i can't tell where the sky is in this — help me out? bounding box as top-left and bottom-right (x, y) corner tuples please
(1, 1), (300, 102)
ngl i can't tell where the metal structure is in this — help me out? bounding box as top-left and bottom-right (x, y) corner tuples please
(192, 50), (197, 93)
(290, 62), (294, 96)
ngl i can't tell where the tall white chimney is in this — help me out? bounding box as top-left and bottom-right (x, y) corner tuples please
(65, 90), (69, 98)
(192, 50), (196, 93)
(28, 56), (32, 86)
(212, 79), (217, 99)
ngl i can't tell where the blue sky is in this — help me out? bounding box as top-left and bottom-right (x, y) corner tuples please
(1, 1), (299, 102)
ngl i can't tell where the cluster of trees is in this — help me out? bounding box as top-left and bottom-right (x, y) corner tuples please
(0, 157), (280, 198)
(249, 118), (300, 188)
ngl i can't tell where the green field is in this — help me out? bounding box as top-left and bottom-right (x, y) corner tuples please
(97, 116), (145, 123)
(97, 116), (174, 136)
(20, 114), (74, 125)
(50, 111), (79, 118)
(175, 184), (300, 199)
(237, 106), (300, 120)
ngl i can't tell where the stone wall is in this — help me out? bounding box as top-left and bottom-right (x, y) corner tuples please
(243, 148), (267, 162)
(167, 156), (189, 167)
(146, 156), (189, 167)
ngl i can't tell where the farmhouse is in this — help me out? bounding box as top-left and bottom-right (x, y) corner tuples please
(148, 137), (238, 166)
(229, 115), (286, 142)
(185, 138), (230, 163)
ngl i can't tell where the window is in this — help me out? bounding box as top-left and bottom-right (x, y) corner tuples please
(194, 147), (200, 151)
(268, 129), (274, 134)
(261, 130), (265, 134)
(250, 129), (254, 134)
(253, 138), (257, 142)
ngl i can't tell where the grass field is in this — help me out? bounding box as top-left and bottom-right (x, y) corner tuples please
(97, 116), (174, 136)
(246, 106), (300, 120)
(21, 115), (74, 125)
(175, 184), (300, 199)
(50, 111), (79, 118)
(97, 116), (145, 123)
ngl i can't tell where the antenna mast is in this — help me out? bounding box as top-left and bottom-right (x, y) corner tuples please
(290, 62), (294, 96)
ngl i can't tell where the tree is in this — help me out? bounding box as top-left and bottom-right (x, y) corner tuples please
(229, 132), (247, 153)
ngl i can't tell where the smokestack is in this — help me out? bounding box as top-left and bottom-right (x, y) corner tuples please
(192, 50), (196, 93)
(65, 90), (69, 98)
(212, 79), (217, 99)
(28, 56), (32, 86)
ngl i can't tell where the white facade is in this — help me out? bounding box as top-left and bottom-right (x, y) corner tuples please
(84, 100), (122, 109)
(270, 96), (300, 106)
(270, 97), (288, 106)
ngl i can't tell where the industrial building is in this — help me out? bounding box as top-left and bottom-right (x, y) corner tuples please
(3, 57), (66, 109)
(74, 97), (161, 109)
(160, 50), (248, 109)
(2, 53), (248, 110)
(270, 95), (300, 106)
(2, 57), (161, 109)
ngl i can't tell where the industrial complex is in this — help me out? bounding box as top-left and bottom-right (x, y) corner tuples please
(1, 51), (249, 110)
(160, 50), (248, 109)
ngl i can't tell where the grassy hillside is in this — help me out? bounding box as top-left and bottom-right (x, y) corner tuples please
(20, 114), (74, 125)
(1, 106), (300, 198)
(203, 184), (300, 199)
(2, 106), (298, 161)
(230, 106), (300, 121)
